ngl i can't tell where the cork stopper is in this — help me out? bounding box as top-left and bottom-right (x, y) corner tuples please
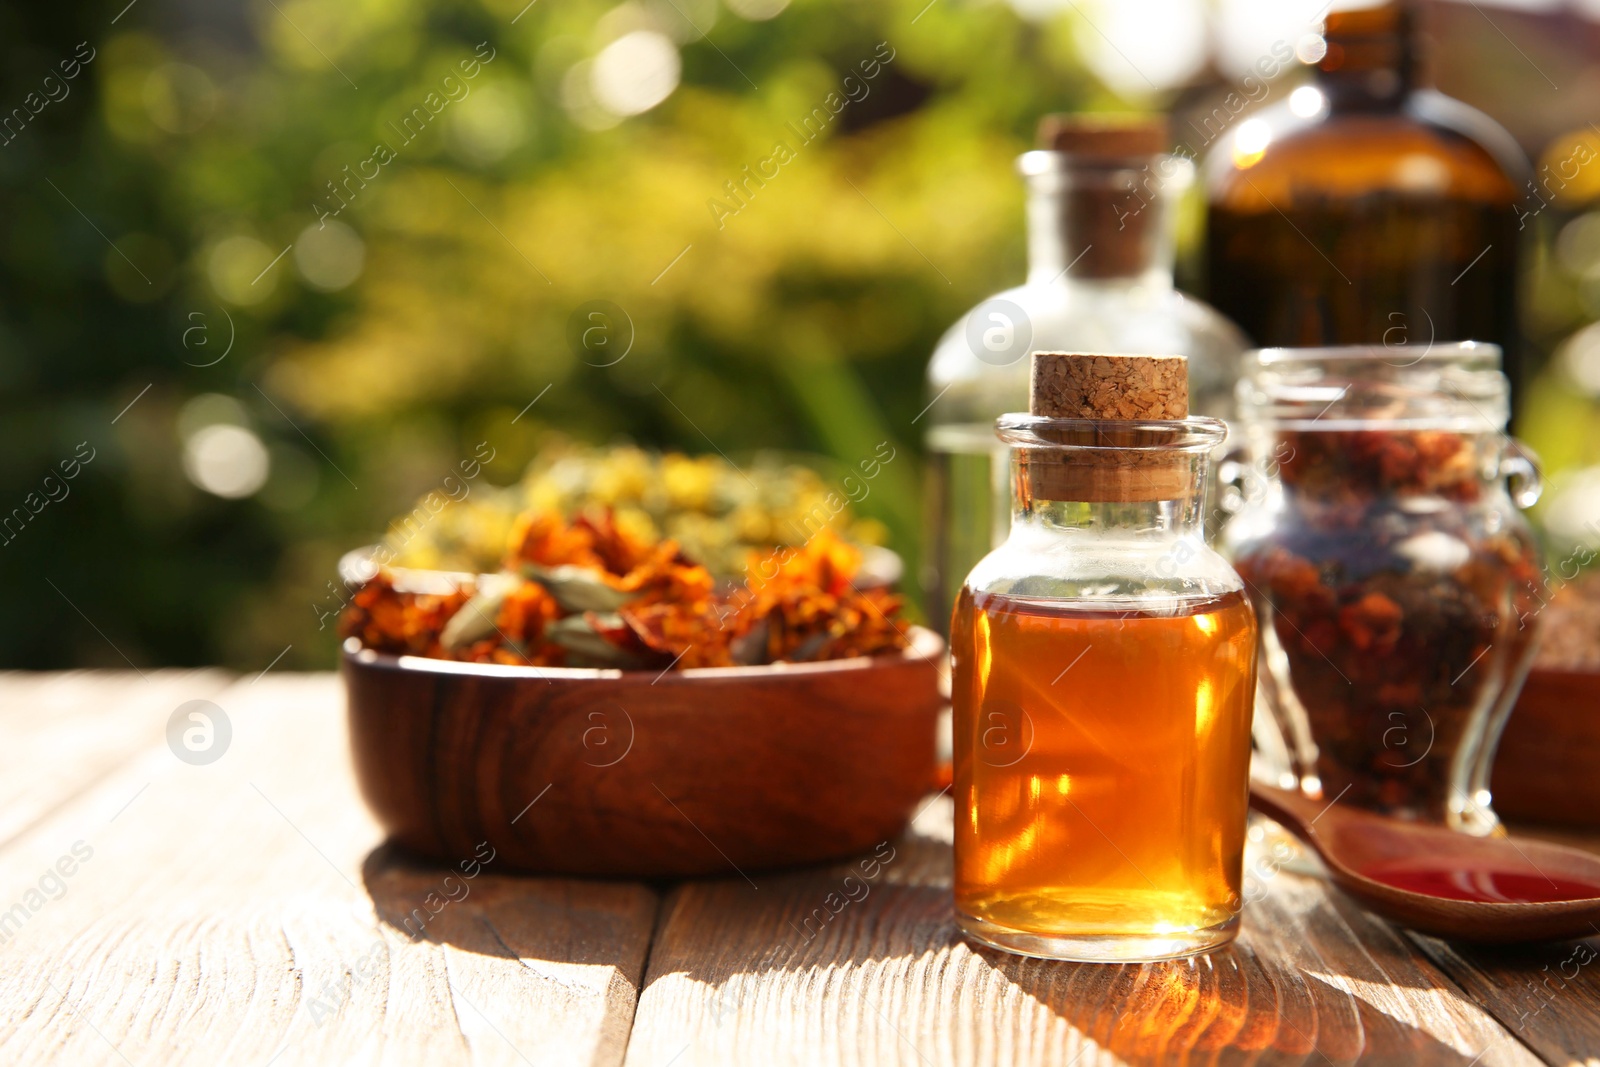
(1022, 352), (1193, 503)
(1035, 115), (1170, 280)
(1036, 114), (1170, 157)
(1031, 352), (1188, 420)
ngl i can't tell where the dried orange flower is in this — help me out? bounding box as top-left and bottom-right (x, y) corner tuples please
(340, 574), (473, 659)
(341, 509), (909, 670)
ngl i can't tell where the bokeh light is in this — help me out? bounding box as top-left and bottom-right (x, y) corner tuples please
(207, 235), (280, 306)
(183, 424), (272, 499)
(295, 221), (366, 292)
(1231, 118), (1272, 168)
(1558, 319), (1600, 395)
(1288, 85), (1324, 118)
(1072, 0), (1207, 96)
(561, 59), (621, 131)
(1543, 466), (1600, 549)
(1214, 0), (1324, 73)
(448, 82), (530, 164)
(725, 0), (790, 20)
(591, 30), (681, 117)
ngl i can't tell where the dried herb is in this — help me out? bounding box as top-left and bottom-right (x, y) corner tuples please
(340, 509), (909, 670)
(1233, 428), (1543, 821)
(384, 443), (890, 581)
(1276, 428), (1482, 505)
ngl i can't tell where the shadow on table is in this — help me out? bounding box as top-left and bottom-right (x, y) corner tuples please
(358, 833), (1515, 1065)
(629, 833), (1525, 1065)
(360, 839), (660, 972)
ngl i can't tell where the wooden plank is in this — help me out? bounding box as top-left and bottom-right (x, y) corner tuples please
(0, 674), (658, 1067)
(0, 670), (231, 849)
(1409, 934), (1600, 1067)
(623, 797), (1546, 1067)
(1403, 826), (1600, 1067)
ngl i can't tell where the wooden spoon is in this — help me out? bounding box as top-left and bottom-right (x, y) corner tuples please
(1249, 782), (1600, 943)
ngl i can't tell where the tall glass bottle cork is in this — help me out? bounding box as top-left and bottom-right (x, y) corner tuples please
(951, 351), (1258, 961)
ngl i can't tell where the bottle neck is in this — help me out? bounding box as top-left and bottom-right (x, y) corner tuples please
(1008, 448), (1208, 538)
(1020, 150), (1184, 288)
(1010, 497), (1205, 539)
(1314, 2), (1427, 111)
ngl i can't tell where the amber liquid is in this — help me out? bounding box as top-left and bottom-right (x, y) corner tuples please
(951, 588), (1257, 959)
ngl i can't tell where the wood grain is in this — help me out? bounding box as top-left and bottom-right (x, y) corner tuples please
(623, 798), (1547, 1067)
(3, 673), (1599, 1067)
(1410, 934), (1600, 1067)
(0, 669), (229, 849)
(342, 631), (941, 877)
(0, 674), (658, 1067)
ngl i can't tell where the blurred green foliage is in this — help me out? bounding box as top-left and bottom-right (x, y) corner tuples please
(5, 0), (1598, 670)
(0, 0), (1118, 669)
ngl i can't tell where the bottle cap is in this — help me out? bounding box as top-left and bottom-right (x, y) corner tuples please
(1320, 1), (1421, 86)
(1323, 1), (1409, 40)
(1036, 114), (1169, 158)
(1022, 352), (1194, 502)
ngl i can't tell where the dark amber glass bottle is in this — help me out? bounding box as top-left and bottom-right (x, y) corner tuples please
(1203, 2), (1530, 395)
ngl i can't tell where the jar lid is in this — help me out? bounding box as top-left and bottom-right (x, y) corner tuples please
(1240, 342), (1508, 431)
(1254, 340), (1499, 370)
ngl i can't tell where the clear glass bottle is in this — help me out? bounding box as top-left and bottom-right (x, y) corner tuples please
(1222, 342), (1544, 834)
(952, 383), (1257, 961)
(924, 116), (1247, 630)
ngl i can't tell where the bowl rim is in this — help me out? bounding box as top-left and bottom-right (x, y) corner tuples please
(341, 626), (944, 682)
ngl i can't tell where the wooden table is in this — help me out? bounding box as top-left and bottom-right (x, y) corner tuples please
(2, 671), (1597, 1066)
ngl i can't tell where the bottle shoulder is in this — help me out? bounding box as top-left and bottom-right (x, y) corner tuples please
(925, 283), (1247, 421)
(1407, 90), (1531, 185)
(963, 525), (1246, 603)
(925, 283), (1036, 423)
(1204, 95), (1525, 209)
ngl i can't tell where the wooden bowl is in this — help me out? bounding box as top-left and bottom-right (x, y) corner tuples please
(1492, 667), (1600, 830)
(341, 629), (944, 877)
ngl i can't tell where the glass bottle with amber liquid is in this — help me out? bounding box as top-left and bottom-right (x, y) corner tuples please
(952, 352), (1258, 961)
(1203, 1), (1530, 398)
(925, 115), (1247, 633)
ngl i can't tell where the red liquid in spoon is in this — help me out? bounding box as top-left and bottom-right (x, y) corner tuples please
(1361, 863), (1600, 904)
